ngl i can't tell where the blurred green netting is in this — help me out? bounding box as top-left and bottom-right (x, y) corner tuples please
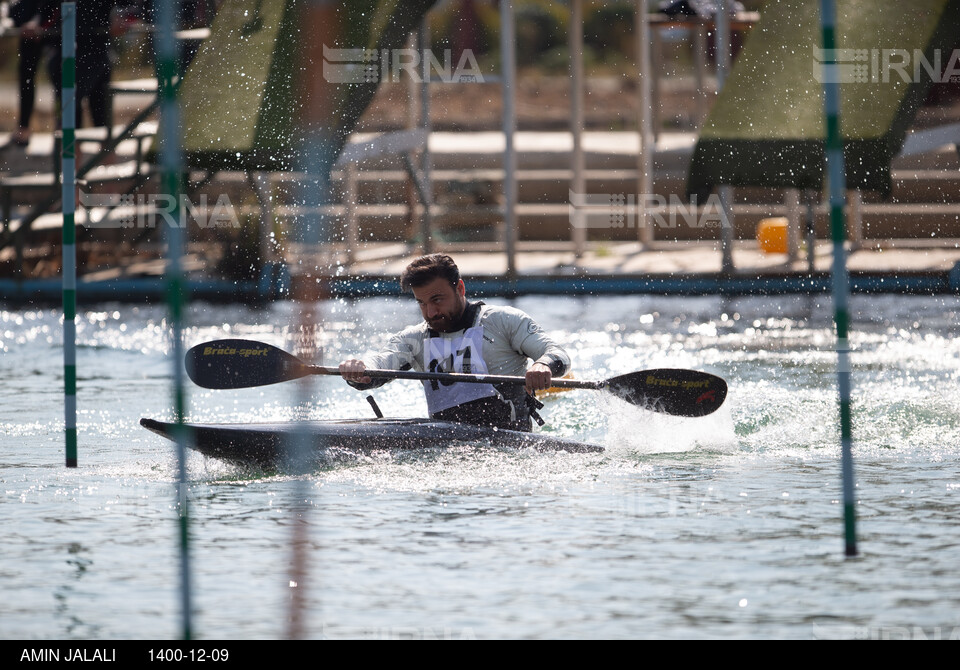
(687, 0), (960, 200)
(175, 0), (438, 172)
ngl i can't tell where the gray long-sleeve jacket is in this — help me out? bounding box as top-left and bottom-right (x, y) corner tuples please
(351, 301), (569, 394)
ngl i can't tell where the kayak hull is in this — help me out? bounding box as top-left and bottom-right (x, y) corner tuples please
(140, 417), (603, 467)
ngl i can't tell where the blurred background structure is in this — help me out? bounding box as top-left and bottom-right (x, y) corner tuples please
(1, 0), (960, 301)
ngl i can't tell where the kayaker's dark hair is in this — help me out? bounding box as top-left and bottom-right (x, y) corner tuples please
(400, 254), (460, 291)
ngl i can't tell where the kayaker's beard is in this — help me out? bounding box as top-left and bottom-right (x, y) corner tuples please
(426, 296), (466, 332)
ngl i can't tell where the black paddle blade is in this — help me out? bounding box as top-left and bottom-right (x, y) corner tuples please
(605, 369), (728, 417)
(185, 339), (310, 389)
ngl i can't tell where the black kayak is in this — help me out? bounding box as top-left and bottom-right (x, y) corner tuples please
(140, 417), (603, 468)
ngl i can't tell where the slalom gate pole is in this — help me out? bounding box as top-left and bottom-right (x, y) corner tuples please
(156, 0), (193, 637)
(819, 0), (858, 558)
(61, 2), (77, 468)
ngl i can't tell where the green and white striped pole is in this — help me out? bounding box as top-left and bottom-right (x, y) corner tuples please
(156, 0), (193, 638)
(819, 0), (857, 557)
(61, 2), (77, 468)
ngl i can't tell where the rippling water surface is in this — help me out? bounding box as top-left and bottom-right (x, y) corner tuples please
(3, 294), (960, 639)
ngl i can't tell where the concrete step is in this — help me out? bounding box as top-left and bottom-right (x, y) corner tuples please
(192, 162), (960, 210)
(264, 201), (960, 243)
(426, 131), (697, 173)
(6, 128), (960, 247)
(1, 161), (155, 223)
(13, 199), (960, 251)
(8, 161), (959, 221)
(1, 122), (155, 170)
(7, 126), (959, 206)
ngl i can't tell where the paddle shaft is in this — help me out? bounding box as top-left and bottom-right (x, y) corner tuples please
(305, 365), (605, 390)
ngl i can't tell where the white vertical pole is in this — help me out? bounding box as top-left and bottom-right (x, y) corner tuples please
(417, 20), (433, 254)
(847, 189), (862, 250)
(693, 18), (707, 127)
(571, 0), (585, 258)
(785, 187), (801, 263)
(501, 0), (517, 279)
(717, 0), (734, 272)
(636, 0), (654, 246)
(651, 25), (662, 144)
(345, 163), (358, 265)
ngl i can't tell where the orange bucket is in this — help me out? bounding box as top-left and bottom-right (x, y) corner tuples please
(757, 217), (788, 254)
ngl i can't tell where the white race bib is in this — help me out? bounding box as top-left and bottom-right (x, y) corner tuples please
(423, 325), (498, 415)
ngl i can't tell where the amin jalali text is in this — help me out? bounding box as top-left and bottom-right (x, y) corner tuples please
(20, 648), (116, 662)
(18, 646), (231, 663)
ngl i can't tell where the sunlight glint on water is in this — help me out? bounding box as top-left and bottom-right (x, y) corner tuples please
(2, 294), (960, 639)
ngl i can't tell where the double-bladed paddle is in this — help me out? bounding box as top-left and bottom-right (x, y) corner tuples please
(184, 339), (728, 417)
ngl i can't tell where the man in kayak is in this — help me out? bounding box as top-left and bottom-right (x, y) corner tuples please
(339, 253), (570, 431)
